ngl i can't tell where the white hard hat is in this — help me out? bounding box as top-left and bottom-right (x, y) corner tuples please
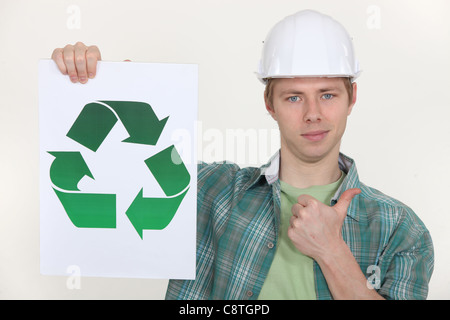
(256, 10), (361, 84)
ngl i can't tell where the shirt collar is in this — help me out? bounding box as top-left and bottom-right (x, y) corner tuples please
(261, 150), (280, 185)
(334, 153), (362, 221)
(244, 150), (280, 190)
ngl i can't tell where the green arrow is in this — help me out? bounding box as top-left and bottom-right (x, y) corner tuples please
(126, 145), (191, 238)
(48, 151), (93, 191)
(145, 145), (190, 197)
(126, 187), (189, 239)
(66, 102), (118, 152)
(49, 152), (116, 228)
(101, 100), (169, 146)
(53, 188), (116, 228)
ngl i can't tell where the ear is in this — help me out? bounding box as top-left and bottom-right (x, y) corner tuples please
(347, 82), (357, 116)
(264, 93), (277, 121)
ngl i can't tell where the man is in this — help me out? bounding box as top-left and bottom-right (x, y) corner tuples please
(51, 10), (434, 299)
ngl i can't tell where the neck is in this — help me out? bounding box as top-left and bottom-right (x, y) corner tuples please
(279, 148), (342, 189)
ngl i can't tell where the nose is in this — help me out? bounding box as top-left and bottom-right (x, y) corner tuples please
(303, 99), (322, 123)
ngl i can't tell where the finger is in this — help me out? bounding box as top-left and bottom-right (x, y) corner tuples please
(51, 48), (67, 75)
(74, 42), (88, 83)
(86, 45), (101, 79)
(334, 188), (361, 215)
(63, 44), (77, 83)
(291, 203), (302, 218)
(296, 194), (314, 207)
(289, 215), (299, 229)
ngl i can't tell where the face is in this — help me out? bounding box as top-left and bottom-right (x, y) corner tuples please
(266, 77), (357, 164)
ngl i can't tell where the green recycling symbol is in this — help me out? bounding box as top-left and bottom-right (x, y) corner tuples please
(48, 100), (190, 239)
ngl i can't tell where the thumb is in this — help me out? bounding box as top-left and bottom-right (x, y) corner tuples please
(334, 188), (361, 215)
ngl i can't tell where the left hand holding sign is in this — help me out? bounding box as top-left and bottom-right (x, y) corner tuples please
(288, 188), (361, 260)
(51, 42), (101, 84)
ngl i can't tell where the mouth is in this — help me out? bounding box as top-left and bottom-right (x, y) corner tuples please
(301, 130), (329, 142)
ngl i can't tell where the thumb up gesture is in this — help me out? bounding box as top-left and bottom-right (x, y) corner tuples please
(288, 188), (361, 261)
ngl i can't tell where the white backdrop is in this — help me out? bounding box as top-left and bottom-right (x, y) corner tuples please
(0, 0), (449, 299)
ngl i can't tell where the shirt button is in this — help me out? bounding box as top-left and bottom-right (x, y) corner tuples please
(267, 242), (274, 249)
(246, 290), (253, 297)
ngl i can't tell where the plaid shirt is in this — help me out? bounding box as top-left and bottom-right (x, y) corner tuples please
(166, 152), (434, 300)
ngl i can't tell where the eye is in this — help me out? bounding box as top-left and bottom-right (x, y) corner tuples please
(288, 96), (300, 103)
(322, 93), (334, 100)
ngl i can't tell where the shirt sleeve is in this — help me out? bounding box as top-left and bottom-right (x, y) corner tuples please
(377, 207), (434, 300)
(166, 161), (243, 299)
(165, 161), (216, 299)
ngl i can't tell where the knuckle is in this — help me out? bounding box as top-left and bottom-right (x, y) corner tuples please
(290, 216), (301, 229)
(63, 54), (73, 64)
(289, 215), (295, 223)
(74, 41), (86, 48)
(85, 51), (97, 61)
(287, 227), (299, 241)
(75, 55), (86, 65)
(309, 199), (320, 210)
(63, 44), (74, 51)
(88, 45), (99, 52)
(287, 227), (295, 239)
(51, 48), (62, 58)
(87, 46), (101, 60)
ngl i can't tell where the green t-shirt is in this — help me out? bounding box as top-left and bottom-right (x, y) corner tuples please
(258, 172), (345, 300)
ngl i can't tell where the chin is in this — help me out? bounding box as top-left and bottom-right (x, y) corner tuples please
(298, 146), (335, 163)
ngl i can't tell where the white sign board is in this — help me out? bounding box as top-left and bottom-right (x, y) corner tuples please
(39, 60), (197, 279)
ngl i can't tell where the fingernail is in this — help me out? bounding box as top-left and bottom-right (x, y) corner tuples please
(70, 76), (78, 83)
(88, 73), (94, 79)
(79, 76), (87, 83)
